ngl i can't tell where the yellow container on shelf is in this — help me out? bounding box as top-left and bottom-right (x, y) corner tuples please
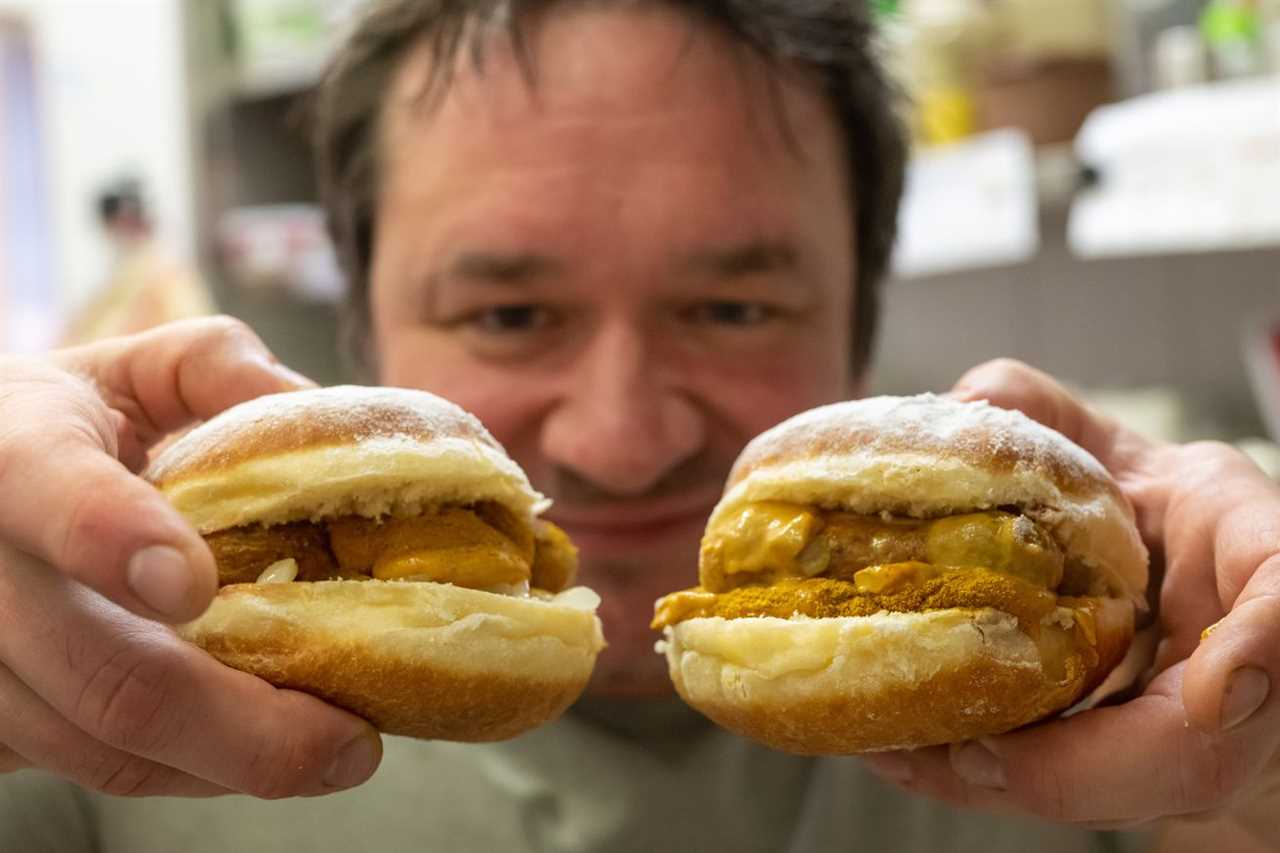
(919, 86), (977, 144)
(901, 0), (992, 146)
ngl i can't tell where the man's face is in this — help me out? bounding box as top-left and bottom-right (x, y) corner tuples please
(370, 6), (857, 697)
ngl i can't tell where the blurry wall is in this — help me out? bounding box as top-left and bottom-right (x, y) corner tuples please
(873, 210), (1279, 438)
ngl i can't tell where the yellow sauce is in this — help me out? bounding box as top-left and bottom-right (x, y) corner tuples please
(851, 560), (944, 594)
(652, 567), (1060, 632)
(656, 502), (1073, 631)
(699, 503), (1063, 592)
(530, 521), (579, 593)
(924, 513), (1063, 589)
(699, 501), (826, 584)
(329, 509), (531, 588)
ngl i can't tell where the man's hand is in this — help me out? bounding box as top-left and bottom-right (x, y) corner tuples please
(860, 359), (1280, 845)
(0, 318), (382, 797)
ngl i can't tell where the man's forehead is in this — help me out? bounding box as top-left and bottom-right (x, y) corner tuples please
(379, 4), (837, 161)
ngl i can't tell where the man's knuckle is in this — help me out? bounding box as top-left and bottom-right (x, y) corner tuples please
(201, 315), (261, 351)
(55, 482), (114, 576)
(0, 422), (41, 475)
(1026, 765), (1073, 822)
(240, 734), (314, 800)
(236, 698), (333, 799)
(1179, 738), (1251, 811)
(1183, 441), (1248, 470)
(75, 639), (182, 754)
(1174, 441), (1262, 499)
(84, 752), (162, 798)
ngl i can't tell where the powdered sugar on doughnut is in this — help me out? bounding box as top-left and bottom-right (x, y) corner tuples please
(147, 385), (509, 482)
(145, 385), (548, 532)
(732, 393), (1110, 489)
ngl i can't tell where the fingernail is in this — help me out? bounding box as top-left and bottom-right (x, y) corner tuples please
(862, 752), (913, 785)
(127, 546), (194, 618)
(1222, 667), (1270, 730)
(324, 730), (381, 789)
(951, 740), (1007, 790)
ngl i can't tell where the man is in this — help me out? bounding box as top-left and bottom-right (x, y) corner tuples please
(0, 1), (1277, 850)
(62, 180), (216, 345)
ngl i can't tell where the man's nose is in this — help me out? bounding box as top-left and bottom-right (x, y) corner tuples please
(540, 321), (705, 497)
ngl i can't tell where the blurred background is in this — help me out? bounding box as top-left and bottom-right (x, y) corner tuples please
(0, 0), (1276, 472)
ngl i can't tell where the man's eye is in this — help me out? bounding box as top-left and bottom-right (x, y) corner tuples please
(687, 301), (775, 326)
(469, 305), (554, 333)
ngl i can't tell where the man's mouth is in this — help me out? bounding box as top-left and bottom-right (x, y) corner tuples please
(545, 492), (720, 555)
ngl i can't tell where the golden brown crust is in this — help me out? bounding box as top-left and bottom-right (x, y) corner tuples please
(192, 634), (587, 741)
(179, 580), (605, 741)
(662, 598), (1133, 753)
(682, 653), (1075, 754)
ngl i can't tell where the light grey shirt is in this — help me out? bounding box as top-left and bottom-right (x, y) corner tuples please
(0, 701), (1151, 853)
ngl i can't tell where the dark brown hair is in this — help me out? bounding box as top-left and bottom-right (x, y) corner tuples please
(312, 0), (906, 376)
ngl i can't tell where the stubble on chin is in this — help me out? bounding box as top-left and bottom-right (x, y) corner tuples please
(579, 556), (687, 699)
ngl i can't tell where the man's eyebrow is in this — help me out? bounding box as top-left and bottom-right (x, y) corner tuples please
(683, 240), (800, 277)
(441, 252), (563, 284)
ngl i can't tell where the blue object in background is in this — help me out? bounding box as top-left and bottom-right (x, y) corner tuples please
(1, 22), (58, 353)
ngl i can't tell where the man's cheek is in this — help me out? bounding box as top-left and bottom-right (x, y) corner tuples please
(378, 335), (487, 403)
(700, 350), (848, 435)
(430, 373), (554, 453)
